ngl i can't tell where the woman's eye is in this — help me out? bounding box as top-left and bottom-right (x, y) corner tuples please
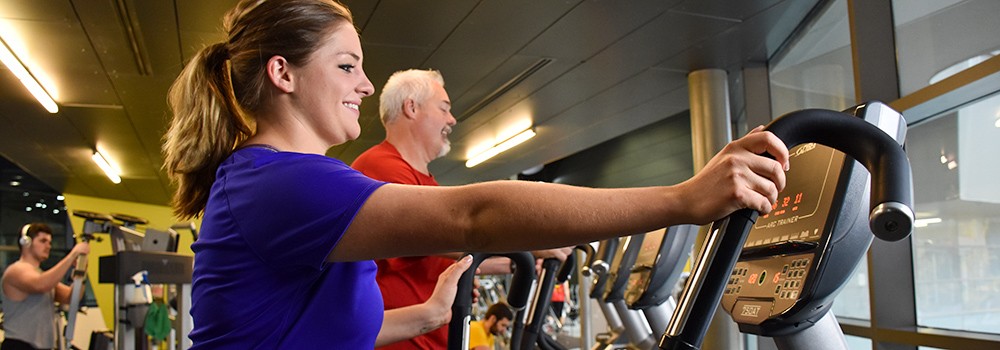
(338, 64), (355, 73)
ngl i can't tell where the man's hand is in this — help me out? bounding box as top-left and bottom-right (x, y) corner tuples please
(71, 241), (90, 256)
(531, 247), (573, 262)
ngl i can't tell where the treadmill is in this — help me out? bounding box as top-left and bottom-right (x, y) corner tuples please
(661, 101), (913, 350)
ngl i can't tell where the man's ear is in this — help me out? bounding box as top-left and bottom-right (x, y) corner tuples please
(266, 55), (295, 93)
(402, 98), (419, 120)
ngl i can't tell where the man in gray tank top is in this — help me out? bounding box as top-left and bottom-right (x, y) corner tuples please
(2, 223), (89, 350)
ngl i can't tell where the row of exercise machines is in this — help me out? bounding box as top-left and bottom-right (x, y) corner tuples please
(449, 101), (914, 350)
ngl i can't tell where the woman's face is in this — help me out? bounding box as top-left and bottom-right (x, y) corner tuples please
(291, 23), (375, 146)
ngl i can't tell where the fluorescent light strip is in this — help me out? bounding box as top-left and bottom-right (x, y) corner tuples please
(465, 128), (536, 168)
(92, 151), (122, 184)
(913, 217), (942, 228)
(0, 37), (58, 113)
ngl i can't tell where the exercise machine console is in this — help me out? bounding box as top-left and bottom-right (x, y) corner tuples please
(661, 101), (913, 350)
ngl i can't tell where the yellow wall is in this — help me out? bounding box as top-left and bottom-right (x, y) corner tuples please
(63, 194), (197, 330)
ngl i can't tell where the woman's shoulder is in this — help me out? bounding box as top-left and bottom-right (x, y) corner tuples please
(229, 148), (353, 174)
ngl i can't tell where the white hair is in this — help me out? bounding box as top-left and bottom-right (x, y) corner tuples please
(379, 69), (445, 125)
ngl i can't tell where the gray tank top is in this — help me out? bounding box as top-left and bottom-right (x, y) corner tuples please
(1, 275), (57, 349)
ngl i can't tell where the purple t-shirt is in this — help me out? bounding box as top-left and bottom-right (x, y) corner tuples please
(189, 147), (386, 349)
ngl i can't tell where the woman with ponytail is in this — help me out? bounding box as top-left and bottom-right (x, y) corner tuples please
(163, 0), (789, 348)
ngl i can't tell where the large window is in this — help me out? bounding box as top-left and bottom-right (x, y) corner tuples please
(768, 0), (855, 118)
(907, 91), (1000, 334)
(768, 0), (871, 322)
(893, 0), (1000, 96)
(892, 0), (1000, 336)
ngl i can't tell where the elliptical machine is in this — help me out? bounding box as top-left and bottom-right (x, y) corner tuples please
(512, 257), (571, 350)
(622, 224), (700, 340)
(661, 101), (913, 350)
(589, 237), (657, 349)
(448, 252), (537, 350)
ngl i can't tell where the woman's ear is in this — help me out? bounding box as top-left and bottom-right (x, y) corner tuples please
(266, 55), (295, 93)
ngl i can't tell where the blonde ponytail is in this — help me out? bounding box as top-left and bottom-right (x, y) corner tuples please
(163, 42), (251, 219)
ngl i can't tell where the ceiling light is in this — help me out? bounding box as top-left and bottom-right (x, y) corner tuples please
(0, 36), (58, 113)
(92, 150), (122, 184)
(914, 217), (942, 228)
(465, 128), (536, 168)
(994, 117), (1000, 128)
(9, 180), (19, 187)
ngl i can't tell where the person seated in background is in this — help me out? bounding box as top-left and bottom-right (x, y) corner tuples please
(469, 303), (515, 350)
(1, 223), (90, 350)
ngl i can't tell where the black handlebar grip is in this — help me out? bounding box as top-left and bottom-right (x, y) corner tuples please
(555, 252), (575, 283)
(448, 252), (536, 350)
(520, 258), (564, 350)
(575, 244), (596, 277)
(506, 252), (539, 309)
(765, 108), (914, 241)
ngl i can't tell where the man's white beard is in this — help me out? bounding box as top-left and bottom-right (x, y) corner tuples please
(436, 141), (451, 159)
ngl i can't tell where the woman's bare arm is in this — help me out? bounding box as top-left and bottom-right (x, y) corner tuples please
(330, 128), (788, 262)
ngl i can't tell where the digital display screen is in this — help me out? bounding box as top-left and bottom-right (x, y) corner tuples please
(623, 228), (666, 305)
(633, 228), (666, 268)
(745, 143), (846, 247)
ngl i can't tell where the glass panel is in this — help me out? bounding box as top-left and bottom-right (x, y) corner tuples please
(831, 261), (870, 319)
(769, 0), (855, 118)
(909, 91), (1000, 334)
(845, 335), (871, 350)
(893, 0), (1000, 95)
(769, 0), (869, 320)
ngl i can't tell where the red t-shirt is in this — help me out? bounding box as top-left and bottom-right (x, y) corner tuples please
(352, 141), (454, 350)
(552, 283), (566, 302)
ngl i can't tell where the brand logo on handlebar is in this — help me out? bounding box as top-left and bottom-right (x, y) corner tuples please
(740, 304), (761, 317)
(791, 142), (818, 158)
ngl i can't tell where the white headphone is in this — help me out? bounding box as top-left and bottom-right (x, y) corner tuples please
(18, 224), (31, 248)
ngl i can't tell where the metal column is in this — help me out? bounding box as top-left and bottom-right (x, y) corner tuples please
(577, 253), (595, 350)
(687, 68), (743, 350)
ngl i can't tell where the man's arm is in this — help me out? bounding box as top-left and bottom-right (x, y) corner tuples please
(473, 247), (574, 275)
(376, 256), (472, 347)
(5, 246), (85, 295)
(54, 282), (77, 305)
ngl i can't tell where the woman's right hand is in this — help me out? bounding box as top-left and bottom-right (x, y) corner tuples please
(674, 126), (790, 225)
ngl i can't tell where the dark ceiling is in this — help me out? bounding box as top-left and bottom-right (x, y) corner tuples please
(0, 0), (821, 206)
